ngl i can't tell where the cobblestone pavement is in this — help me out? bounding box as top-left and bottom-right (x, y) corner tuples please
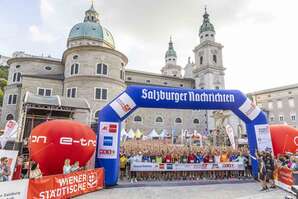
(77, 181), (294, 199)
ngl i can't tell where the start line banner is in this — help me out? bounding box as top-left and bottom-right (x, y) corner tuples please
(131, 162), (245, 172)
(28, 168), (104, 199)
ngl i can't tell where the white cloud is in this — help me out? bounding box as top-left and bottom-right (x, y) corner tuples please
(29, 25), (55, 43)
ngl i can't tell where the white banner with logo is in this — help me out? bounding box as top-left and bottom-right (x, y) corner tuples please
(131, 162), (245, 171)
(225, 124), (236, 149)
(0, 120), (18, 148)
(0, 179), (28, 199)
(255, 124), (273, 152)
(110, 92), (136, 118)
(239, 99), (261, 121)
(0, 150), (18, 181)
(98, 122), (119, 159)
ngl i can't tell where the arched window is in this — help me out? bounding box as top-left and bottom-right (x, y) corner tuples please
(134, 116), (142, 122)
(156, 116), (163, 123)
(175, 117), (182, 124)
(70, 63), (79, 75)
(94, 110), (100, 119)
(96, 63), (108, 75)
(200, 56), (203, 65)
(12, 72), (21, 82)
(73, 55), (78, 60)
(213, 55), (217, 63)
(6, 114), (14, 120)
(193, 118), (199, 124)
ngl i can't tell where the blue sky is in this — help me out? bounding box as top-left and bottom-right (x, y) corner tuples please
(1, 0), (298, 93)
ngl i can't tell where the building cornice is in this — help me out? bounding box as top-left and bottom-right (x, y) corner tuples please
(193, 65), (226, 74)
(7, 57), (62, 65)
(64, 75), (126, 87)
(62, 45), (128, 65)
(248, 83), (298, 96)
(193, 41), (223, 52)
(125, 68), (193, 81)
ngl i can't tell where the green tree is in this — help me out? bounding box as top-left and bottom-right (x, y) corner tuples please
(0, 89), (3, 106)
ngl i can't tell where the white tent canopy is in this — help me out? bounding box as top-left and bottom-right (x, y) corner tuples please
(127, 128), (135, 139)
(135, 129), (143, 139)
(159, 129), (169, 138)
(148, 129), (160, 139)
(121, 128), (128, 137)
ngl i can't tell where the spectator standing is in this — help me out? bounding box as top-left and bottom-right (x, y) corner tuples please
(0, 157), (11, 182)
(63, 159), (72, 174)
(120, 154), (128, 180)
(71, 161), (80, 173)
(29, 162), (42, 179)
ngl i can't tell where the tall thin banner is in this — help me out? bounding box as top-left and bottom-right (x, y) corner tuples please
(0, 179), (28, 199)
(98, 122), (119, 159)
(225, 124), (236, 149)
(0, 150), (18, 180)
(255, 124), (273, 152)
(28, 168), (104, 199)
(0, 120), (18, 148)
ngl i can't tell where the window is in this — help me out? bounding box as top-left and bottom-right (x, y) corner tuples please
(146, 80), (150, 83)
(277, 100), (283, 109)
(70, 63), (79, 75)
(291, 114), (296, 121)
(95, 88), (108, 100)
(8, 94), (17, 105)
(127, 77), (132, 80)
(94, 110), (100, 119)
(215, 86), (220, 89)
(16, 65), (20, 68)
(96, 63), (108, 75)
(67, 88), (77, 98)
(164, 82), (168, 85)
(12, 72), (21, 82)
(175, 117), (182, 124)
(45, 66), (52, 70)
(134, 116), (142, 122)
(120, 70), (124, 80)
(211, 34), (214, 37)
(193, 119), (199, 124)
(205, 34), (209, 37)
(268, 101), (273, 110)
(6, 114), (14, 120)
(270, 116), (274, 122)
(155, 116), (163, 123)
(279, 115), (284, 121)
(37, 88), (52, 96)
(200, 56), (203, 65)
(200, 35), (203, 39)
(289, 98), (295, 108)
(213, 55), (217, 63)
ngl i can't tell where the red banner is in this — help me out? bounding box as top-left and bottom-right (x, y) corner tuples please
(277, 167), (293, 186)
(28, 168), (104, 199)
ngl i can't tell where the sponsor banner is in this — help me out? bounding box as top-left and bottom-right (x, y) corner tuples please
(0, 150), (18, 180)
(239, 99), (261, 121)
(98, 122), (118, 159)
(28, 168), (104, 199)
(0, 179), (29, 199)
(110, 92), (136, 118)
(255, 124), (273, 152)
(131, 162), (245, 171)
(225, 124), (236, 149)
(275, 167), (294, 194)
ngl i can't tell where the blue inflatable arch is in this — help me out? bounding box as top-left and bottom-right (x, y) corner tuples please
(95, 85), (272, 186)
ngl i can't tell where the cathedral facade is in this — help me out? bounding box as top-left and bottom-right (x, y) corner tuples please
(1, 5), (236, 140)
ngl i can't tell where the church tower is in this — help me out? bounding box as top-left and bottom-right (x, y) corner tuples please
(192, 8), (226, 133)
(161, 37), (182, 77)
(193, 8), (225, 89)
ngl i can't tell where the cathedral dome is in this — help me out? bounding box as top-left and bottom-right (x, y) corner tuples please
(67, 4), (115, 49)
(68, 22), (115, 49)
(199, 8), (215, 35)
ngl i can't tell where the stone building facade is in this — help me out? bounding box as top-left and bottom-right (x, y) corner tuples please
(249, 84), (298, 128)
(1, 5), (240, 139)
